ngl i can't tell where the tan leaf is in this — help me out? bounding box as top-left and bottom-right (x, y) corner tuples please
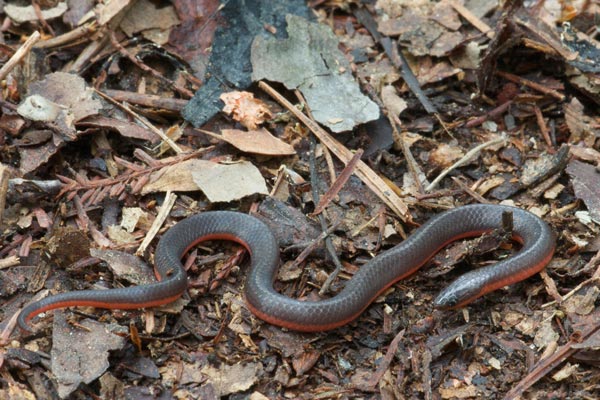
(221, 128), (295, 155)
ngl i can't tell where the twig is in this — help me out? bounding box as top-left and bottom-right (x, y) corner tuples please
(447, 0), (494, 39)
(398, 133), (426, 194)
(450, 177), (490, 204)
(504, 319), (600, 399)
(496, 70), (565, 101)
(533, 105), (554, 151)
(94, 89), (184, 154)
(136, 191), (177, 256)
(0, 31), (41, 81)
(361, 329), (406, 389)
(57, 147), (210, 199)
(32, 1), (55, 36)
(259, 81), (411, 222)
(308, 136), (346, 296)
(108, 31), (193, 99)
(35, 23), (97, 49)
(67, 34), (108, 73)
(0, 164), (8, 225)
(1, 310), (20, 346)
(425, 134), (507, 191)
(353, 8), (437, 115)
(295, 90), (336, 182)
(465, 101), (513, 128)
(294, 91), (346, 295)
(312, 149), (363, 216)
(103, 89), (188, 112)
(287, 221), (341, 272)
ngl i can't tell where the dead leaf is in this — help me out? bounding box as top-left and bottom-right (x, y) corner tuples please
(566, 160), (600, 223)
(142, 159), (212, 194)
(90, 248), (155, 286)
(565, 98), (598, 146)
(381, 85), (407, 117)
(46, 226), (91, 267)
(191, 161), (268, 202)
(5, 2), (68, 24)
(251, 15), (380, 132)
(220, 91), (272, 130)
(221, 128), (295, 155)
(142, 158), (268, 202)
(17, 95), (64, 122)
(0, 385), (36, 400)
(120, 207), (150, 233)
(107, 225), (137, 244)
(200, 362), (263, 397)
(27, 72), (101, 123)
(292, 350), (320, 376)
(120, 0), (180, 38)
(51, 313), (126, 398)
(17, 73), (102, 174)
(552, 363), (579, 381)
(77, 115), (157, 142)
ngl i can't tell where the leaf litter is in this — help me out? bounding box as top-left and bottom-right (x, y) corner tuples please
(1, 0), (600, 399)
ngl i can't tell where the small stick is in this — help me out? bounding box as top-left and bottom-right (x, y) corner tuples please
(533, 105), (554, 151)
(312, 149), (363, 216)
(426, 134), (507, 191)
(0, 164), (9, 226)
(447, 0), (494, 39)
(0, 255), (20, 269)
(450, 177), (490, 204)
(0, 31), (41, 81)
(35, 23), (97, 49)
(398, 132), (426, 194)
(308, 136), (345, 296)
(496, 70), (565, 101)
(108, 31), (193, 99)
(465, 100), (512, 128)
(95, 89), (184, 154)
(136, 191), (177, 256)
(103, 89), (188, 112)
(259, 81), (411, 222)
(295, 90), (337, 182)
(504, 320), (600, 399)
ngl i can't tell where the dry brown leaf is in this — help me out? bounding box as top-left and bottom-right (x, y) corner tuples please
(221, 128), (295, 155)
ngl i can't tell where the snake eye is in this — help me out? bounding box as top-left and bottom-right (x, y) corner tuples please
(433, 293), (458, 310)
(445, 298), (458, 307)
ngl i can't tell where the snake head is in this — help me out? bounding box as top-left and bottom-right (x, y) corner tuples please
(433, 273), (485, 310)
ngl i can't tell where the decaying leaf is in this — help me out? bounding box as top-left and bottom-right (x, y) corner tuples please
(5, 2), (68, 24)
(200, 362), (263, 397)
(51, 314), (126, 398)
(221, 128), (295, 155)
(251, 14), (379, 132)
(566, 160), (600, 224)
(192, 160), (268, 202)
(142, 158), (268, 202)
(90, 248), (155, 286)
(17, 95), (65, 122)
(220, 91), (272, 130)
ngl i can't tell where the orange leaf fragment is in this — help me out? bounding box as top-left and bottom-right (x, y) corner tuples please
(220, 91), (272, 130)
